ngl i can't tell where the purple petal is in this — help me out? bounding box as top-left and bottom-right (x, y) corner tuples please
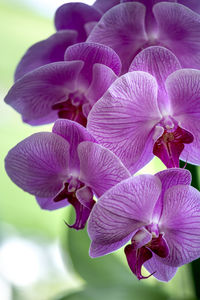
(14, 30), (77, 81)
(93, 0), (120, 13)
(54, 2), (101, 42)
(4, 61), (84, 125)
(36, 196), (69, 210)
(179, 0), (200, 14)
(52, 119), (95, 172)
(87, 2), (147, 73)
(154, 2), (200, 69)
(165, 69), (200, 165)
(88, 174), (162, 257)
(129, 46), (181, 113)
(87, 71), (162, 173)
(5, 132), (69, 197)
(144, 255), (177, 282)
(78, 141), (130, 197)
(64, 42), (121, 87)
(88, 204), (137, 257)
(85, 64), (118, 105)
(159, 185), (200, 266)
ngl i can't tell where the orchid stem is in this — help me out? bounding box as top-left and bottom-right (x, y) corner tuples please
(180, 161), (200, 299)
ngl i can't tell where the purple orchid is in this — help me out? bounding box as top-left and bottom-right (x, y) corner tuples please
(5, 42), (121, 126)
(87, 46), (200, 173)
(15, 3), (102, 81)
(5, 119), (130, 230)
(93, 0), (120, 13)
(88, 168), (200, 282)
(87, 1), (200, 73)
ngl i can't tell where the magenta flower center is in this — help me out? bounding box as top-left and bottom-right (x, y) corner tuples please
(153, 117), (194, 167)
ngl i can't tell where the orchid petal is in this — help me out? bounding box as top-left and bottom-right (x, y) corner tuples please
(36, 196), (69, 210)
(159, 185), (200, 267)
(87, 71), (162, 173)
(14, 30), (77, 81)
(129, 46), (181, 113)
(5, 132), (69, 197)
(144, 256), (177, 282)
(64, 42), (121, 87)
(87, 3), (147, 73)
(165, 69), (200, 165)
(85, 64), (118, 105)
(78, 141), (130, 197)
(88, 175), (162, 257)
(88, 204), (136, 257)
(154, 2), (200, 69)
(52, 119), (95, 172)
(93, 0), (120, 13)
(179, 0), (200, 14)
(4, 61), (84, 125)
(55, 2), (101, 42)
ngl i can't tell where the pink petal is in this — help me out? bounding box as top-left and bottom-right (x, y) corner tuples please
(14, 30), (77, 81)
(54, 2), (101, 42)
(159, 185), (200, 267)
(129, 46), (181, 113)
(78, 141), (130, 197)
(93, 0), (120, 13)
(85, 64), (118, 106)
(87, 2), (147, 73)
(36, 196), (69, 210)
(165, 69), (200, 165)
(52, 119), (95, 172)
(87, 71), (162, 173)
(64, 42), (121, 87)
(5, 132), (70, 198)
(154, 2), (200, 69)
(4, 61), (84, 125)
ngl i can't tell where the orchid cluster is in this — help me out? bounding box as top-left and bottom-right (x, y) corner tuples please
(4, 0), (200, 282)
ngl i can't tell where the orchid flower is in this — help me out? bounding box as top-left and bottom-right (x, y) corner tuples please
(87, 46), (200, 173)
(5, 42), (121, 126)
(15, 3), (102, 81)
(87, 1), (200, 73)
(5, 119), (130, 230)
(88, 168), (200, 282)
(93, 0), (120, 13)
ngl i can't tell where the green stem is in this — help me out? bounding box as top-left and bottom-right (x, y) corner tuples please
(180, 162), (200, 299)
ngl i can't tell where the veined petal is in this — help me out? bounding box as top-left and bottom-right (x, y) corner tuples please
(64, 42), (121, 87)
(129, 46), (181, 113)
(159, 185), (200, 267)
(165, 69), (200, 165)
(5, 132), (70, 198)
(154, 2), (200, 69)
(14, 30), (77, 81)
(87, 2), (147, 73)
(36, 196), (69, 210)
(87, 71), (162, 173)
(85, 64), (118, 106)
(93, 0), (120, 13)
(54, 2), (101, 42)
(78, 141), (130, 197)
(97, 175), (161, 222)
(88, 175), (162, 257)
(4, 61), (84, 125)
(178, 0), (200, 14)
(88, 204), (137, 257)
(144, 255), (177, 282)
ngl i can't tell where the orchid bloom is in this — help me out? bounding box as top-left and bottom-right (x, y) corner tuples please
(5, 119), (130, 230)
(87, 1), (200, 73)
(88, 168), (200, 282)
(93, 0), (120, 13)
(15, 3), (102, 81)
(5, 42), (121, 126)
(87, 46), (200, 173)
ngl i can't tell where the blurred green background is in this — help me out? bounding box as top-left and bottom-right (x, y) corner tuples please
(0, 0), (198, 299)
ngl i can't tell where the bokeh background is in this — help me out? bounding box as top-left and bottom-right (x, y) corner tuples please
(0, 0), (198, 299)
